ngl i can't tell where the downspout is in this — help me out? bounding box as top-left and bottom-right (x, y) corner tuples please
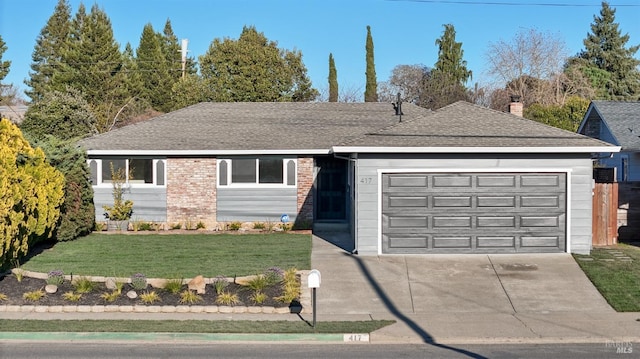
(333, 153), (359, 254)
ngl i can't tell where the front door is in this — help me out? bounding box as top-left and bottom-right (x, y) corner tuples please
(316, 157), (348, 221)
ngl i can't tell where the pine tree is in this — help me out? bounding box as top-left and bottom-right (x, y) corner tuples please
(160, 19), (182, 82)
(433, 24), (472, 85)
(364, 26), (378, 102)
(53, 4), (130, 132)
(577, 2), (640, 100)
(136, 23), (173, 112)
(328, 53), (338, 102)
(24, 0), (71, 102)
(0, 35), (10, 82)
(122, 43), (143, 98)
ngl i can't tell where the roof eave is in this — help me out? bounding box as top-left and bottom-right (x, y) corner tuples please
(331, 146), (622, 154)
(86, 149), (332, 156)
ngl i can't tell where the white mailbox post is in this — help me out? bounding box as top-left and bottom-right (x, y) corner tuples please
(308, 269), (321, 328)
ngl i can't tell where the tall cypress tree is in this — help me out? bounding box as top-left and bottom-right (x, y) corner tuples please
(433, 24), (472, 85)
(25, 0), (71, 102)
(328, 53), (338, 102)
(364, 25), (378, 102)
(577, 2), (640, 100)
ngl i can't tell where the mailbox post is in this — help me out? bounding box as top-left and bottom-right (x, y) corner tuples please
(307, 269), (321, 328)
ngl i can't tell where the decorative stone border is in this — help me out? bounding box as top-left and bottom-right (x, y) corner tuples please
(4, 269), (312, 314)
(0, 304), (295, 314)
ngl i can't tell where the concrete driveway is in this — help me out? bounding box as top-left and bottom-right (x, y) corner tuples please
(309, 232), (634, 344)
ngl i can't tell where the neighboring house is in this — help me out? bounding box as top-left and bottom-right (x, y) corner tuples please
(578, 101), (640, 182)
(80, 101), (618, 255)
(0, 105), (28, 124)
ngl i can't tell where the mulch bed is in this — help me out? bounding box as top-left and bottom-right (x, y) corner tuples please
(0, 275), (288, 308)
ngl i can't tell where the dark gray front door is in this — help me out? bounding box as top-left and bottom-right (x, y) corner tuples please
(316, 157), (347, 221)
(382, 172), (566, 254)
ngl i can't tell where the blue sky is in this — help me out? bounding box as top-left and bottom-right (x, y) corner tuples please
(1, 0), (639, 101)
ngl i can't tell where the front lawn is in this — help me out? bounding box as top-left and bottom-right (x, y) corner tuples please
(19, 233), (311, 278)
(573, 244), (640, 312)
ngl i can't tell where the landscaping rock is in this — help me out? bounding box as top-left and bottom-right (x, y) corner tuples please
(45, 284), (58, 294)
(188, 275), (206, 294)
(105, 278), (117, 290)
(126, 290), (138, 299)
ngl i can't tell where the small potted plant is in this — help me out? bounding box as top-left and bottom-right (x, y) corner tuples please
(103, 163), (133, 231)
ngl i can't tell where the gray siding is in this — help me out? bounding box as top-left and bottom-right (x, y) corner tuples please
(217, 187), (298, 222)
(94, 187), (167, 222)
(354, 154), (594, 255)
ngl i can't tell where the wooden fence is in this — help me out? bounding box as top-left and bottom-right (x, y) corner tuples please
(592, 182), (618, 246)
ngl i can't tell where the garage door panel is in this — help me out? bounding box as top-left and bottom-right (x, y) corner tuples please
(387, 175), (428, 188)
(433, 175), (473, 187)
(433, 216), (472, 228)
(432, 196), (472, 207)
(477, 175), (516, 187)
(477, 236), (516, 248)
(477, 216), (516, 227)
(433, 236), (472, 248)
(387, 235), (429, 249)
(382, 172), (566, 254)
(521, 236), (560, 247)
(477, 196), (516, 207)
(387, 196), (429, 208)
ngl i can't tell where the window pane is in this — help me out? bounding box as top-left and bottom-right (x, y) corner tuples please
(89, 160), (98, 185)
(286, 160), (296, 185)
(259, 158), (283, 184)
(130, 159), (153, 184)
(232, 159), (256, 183)
(219, 160), (228, 186)
(102, 159), (126, 183)
(156, 160), (165, 186)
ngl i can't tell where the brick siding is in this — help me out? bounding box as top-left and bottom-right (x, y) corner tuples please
(296, 157), (314, 227)
(166, 158), (217, 228)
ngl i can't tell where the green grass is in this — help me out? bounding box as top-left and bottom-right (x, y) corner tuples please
(573, 244), (640, 312)
(0, 320), (395, 334)
(21, 233), (311, 278)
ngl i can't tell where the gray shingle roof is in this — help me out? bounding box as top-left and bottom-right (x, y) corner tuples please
(588, 100), (640, 150)
(339, 101), (615, 148)
(80, 102), (419, 152)
(80, 101), (615, 154)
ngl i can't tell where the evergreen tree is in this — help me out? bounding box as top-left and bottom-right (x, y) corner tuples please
(433, 24), (472, 85)
(160, 19), (182, 81)
(575, 2), (640, 100)
(0, 35), (9, 82)
(328, 53), (338, 102)
(136, 23), (173, 112)
(24, 0), (71, 102)
(122, 43), (143, 98)
(364, 25), (378, 102)
(20, 88), (97, 141)
(53, 4), (130, 132)
(171, 74), (208, 109)
(199, 26), (318, 102)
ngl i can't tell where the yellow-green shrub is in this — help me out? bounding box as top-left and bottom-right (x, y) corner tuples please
(0, 119), (65, 267)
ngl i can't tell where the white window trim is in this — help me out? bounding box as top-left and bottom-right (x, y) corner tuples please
(88, 159), (167, 188)
(217, 158), (297, 188)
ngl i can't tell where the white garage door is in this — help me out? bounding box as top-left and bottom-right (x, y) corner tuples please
(382, 172), (566, 254)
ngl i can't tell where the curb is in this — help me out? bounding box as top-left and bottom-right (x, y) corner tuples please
(0, 331), (362, 343)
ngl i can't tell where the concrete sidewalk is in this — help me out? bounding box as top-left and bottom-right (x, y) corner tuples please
(311, 231), (640, 344)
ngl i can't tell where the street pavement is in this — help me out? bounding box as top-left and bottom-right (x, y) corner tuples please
(1, 232), (639, 346)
